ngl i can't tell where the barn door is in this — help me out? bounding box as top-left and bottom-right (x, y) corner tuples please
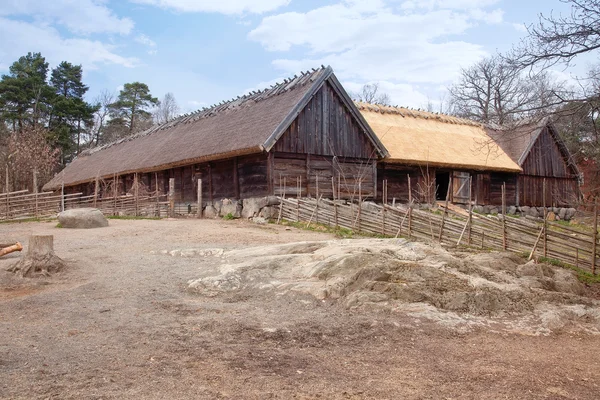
(452, 171), (470, 204)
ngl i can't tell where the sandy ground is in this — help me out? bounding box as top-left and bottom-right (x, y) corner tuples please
(1, 218), (600, 399)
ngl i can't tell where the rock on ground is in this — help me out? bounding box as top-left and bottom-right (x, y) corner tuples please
(58, 208), (108, 229)
(184, 238), (599, 333)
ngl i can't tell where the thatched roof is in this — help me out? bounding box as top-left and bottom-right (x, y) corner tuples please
(45, 66), (385, 191)
(357, 103), (522, 172)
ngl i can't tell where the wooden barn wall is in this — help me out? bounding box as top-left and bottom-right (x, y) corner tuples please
(518, 175), (579, 207)
(273, 82), (377, 159)
(517, 127), (579, 206)
(377, 164), (431, 203)
(273, 152), (376, 200)
(66, 154), (269, 203)
(521, 128), (573, 177)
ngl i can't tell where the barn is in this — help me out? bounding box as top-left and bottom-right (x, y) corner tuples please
(486, 118), (581, 207)
(357, 103), (522, 206)
(43, 67), (388, 209)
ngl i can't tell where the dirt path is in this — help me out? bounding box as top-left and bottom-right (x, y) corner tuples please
(1, 219), (599, 399)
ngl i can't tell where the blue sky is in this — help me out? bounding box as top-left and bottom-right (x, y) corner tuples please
(0, 0), (590, 112)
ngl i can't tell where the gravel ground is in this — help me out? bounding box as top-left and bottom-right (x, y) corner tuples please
(1, 218), (599, 399)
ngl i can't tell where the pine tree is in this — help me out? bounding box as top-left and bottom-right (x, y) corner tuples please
(109, 82), (158, 134)
(48, 62), (98, 160)
(0, 52), (53, 131)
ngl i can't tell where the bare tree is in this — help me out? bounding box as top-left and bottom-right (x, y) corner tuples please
(351, 83), (391, 105)
(509, 0), (600, 70)
(153, 93), (180, 125)
(91, 90), (114, 146)
(448, 55), (562, 125)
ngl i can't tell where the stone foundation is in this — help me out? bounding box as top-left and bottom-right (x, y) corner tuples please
(472, 205), (577, 221)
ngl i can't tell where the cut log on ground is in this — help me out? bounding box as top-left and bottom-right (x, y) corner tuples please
(7, 235), (65, 277)
(0, 242), (23, 257)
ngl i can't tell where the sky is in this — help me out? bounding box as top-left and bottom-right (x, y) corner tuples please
(0, 0), (592, 113)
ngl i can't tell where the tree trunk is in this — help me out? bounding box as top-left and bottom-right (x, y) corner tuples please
(7, 235), (65, 277)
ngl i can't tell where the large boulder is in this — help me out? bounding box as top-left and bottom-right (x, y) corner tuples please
(58, 208), (108, 229)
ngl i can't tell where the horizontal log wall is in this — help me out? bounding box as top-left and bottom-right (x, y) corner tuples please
(273, 152), (376, 199)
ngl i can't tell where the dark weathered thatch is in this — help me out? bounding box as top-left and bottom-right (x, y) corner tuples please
(486, 118), (579, 174)
(44, 66), (386, 191)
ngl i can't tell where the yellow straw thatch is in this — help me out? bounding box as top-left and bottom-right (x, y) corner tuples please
(356, 103), (521, 172)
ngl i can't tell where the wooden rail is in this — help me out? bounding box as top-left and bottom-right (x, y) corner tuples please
(0, 190), (169, 221)
(279, 197), (599, 274)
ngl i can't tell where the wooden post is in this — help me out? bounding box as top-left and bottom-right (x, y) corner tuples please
(575, 248), (579, 268)
(357, 181), (362, 232)
(467, 176), (473, 245)
(382, 180), (387, 235)
(134, 173), (139, 217)
(338, 174), (341, 201)
(61, 178), (65, 212)
(315, 175), (319, 225)
(332, 176), (338, 229)
(93, 175), (99, 208)
(297, 177), (300, 222)
(408, 174), (412, 239)
(593, 202), (598, 275)
(33, 169), (38, 217)
(113, 173), (118, 216)
(502, 182), (507, 251)
(155, 172), (159, 217)
(168, 178), (175, 218)
(543, 179), (548, 258)
(438, 178), (452, 243)
(197, 179), (203, 218)
(481, 231), (485, 249)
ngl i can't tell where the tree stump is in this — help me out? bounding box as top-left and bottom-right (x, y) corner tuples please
(7, 235), (65, 277)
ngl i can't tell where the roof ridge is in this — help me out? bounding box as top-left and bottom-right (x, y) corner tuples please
(354, 101), (482, 127)
(81, 66), (329, 157)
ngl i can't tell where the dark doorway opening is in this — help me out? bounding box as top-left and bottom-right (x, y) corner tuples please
(436, 172), (450, 201)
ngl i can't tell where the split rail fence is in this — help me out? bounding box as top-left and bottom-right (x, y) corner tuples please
(0, 190), (169, 221)
(278, 195), (600, 275)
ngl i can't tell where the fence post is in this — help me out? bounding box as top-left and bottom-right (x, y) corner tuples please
(439, 178), (452, 243)
(467, 176), (473, 245)
(332, 176), (338, 228)
(357, 181), (362, 232)
(113, 173), (118, 216)
(408, 174), (412, 239)
(169, 178), (175, 218)
(315, 175), (318, 225)
(593, 202), (598, 275)
(134, 173), (139, 217)
(197, 179), (203, 218)
(33, 169), (38, 217)
(61, 179), (65, 212)
(382, 179), (387, 235)
(297, 177), (301, 222)
(94, 175), (99, 209)
(543, 179), (547, 258)
(155, 172), (159, 217)
(502, 182), (507, 251)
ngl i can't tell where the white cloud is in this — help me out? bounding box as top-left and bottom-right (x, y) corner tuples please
(249, 0), (499, 104)
(0, 18), (137, 70)
(512, 22), (527, 32)
(135, 34), (157, 49)
(344, 80), (430, 107)
(131, 0), (290, 14)
(0, 0), (134, 35)
(400, 0), (500, 10)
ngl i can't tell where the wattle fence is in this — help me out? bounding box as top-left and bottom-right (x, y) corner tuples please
(0, 190), (169, 221)
(278, 197), (599, 274)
